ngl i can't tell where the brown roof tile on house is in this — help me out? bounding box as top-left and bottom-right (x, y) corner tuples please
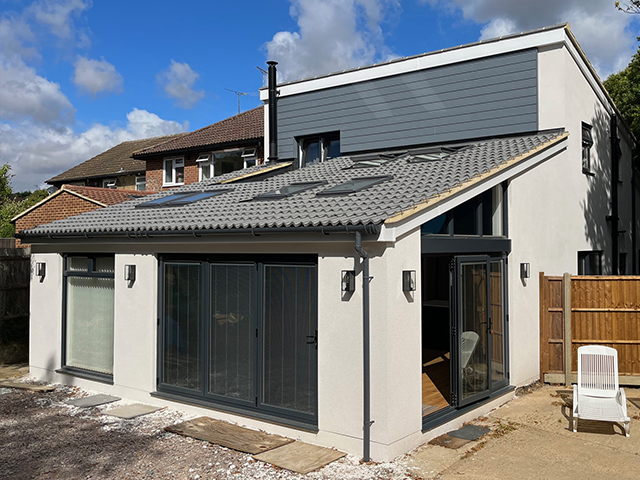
(134, 106), (263, 157)
(46, 133), (185, 184)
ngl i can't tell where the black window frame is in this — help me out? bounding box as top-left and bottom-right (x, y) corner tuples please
(582, 122), (594, 175)
(578, 250), (602, 275)
(57, 254), (115, 384)
(155, 254), (319, 430)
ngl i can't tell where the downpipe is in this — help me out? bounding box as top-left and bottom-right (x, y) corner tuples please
(355, 231), (373, 461)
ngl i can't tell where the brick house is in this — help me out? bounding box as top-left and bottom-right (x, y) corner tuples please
(133, 107), (264, 191)
(12, 185), (151, 246)
(46, 134), (184, 191)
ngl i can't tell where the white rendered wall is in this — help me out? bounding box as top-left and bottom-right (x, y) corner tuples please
(27, 236), (423, 461)
(505, 44), (635, 386)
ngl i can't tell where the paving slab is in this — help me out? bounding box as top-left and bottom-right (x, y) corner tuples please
(104, 403), (162, 419)
(165, 416), (293, 455)
(0, 381), (54, 392)
(0, 363), (29, 381)
(428, 433), (471, 449)
(253, 441), (347, 474)
(65, 394), (120, 407)
(448, 424), (490, 440)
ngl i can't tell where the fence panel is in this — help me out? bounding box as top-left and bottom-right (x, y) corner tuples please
(0, 247), (30, 363)
(540, 274), (640, 385)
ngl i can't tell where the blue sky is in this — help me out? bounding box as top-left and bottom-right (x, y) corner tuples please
(1, 0), (639, 191)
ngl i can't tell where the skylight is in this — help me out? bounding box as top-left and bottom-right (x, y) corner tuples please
(349, 152), (404, 169)
(136, 189), (232, 208)
(406, 147), (460, 163)
(317, 176), (393, 196)
(254, 181), (326, 200)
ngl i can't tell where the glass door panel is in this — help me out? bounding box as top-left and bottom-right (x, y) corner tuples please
(458, 258), (490, 405)
(162, 263), (202, 390)
(490, 260), (506, 387)
(209, 264), (255, 402)
(262, 264), (317, 415)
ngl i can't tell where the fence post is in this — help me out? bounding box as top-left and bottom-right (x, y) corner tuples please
(563, 272), (572, 386)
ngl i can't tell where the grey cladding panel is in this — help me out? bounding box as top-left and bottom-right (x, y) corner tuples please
(277, 49), (538, 159)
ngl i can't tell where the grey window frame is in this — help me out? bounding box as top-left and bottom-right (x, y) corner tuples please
(155, 254), (319, 430)
(297, 132), (340, 168)
(57, 254), (115, 385)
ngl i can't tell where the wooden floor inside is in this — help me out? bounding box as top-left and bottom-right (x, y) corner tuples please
(422, 349), (450, 416)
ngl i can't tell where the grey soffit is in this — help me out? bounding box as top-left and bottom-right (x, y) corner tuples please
(21, 131), (566, 237)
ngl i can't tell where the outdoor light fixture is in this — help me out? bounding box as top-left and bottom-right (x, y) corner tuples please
(520, 262), (530, 279)
(124, 264), (136, 283)
(341, 270), (355, 292)
(402, 270), (416, 292)
(35, 262), (46, 280)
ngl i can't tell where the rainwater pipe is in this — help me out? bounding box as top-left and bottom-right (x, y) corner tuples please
(355, 231), (372, 462)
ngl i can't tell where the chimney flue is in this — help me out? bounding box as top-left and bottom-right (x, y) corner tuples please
(267, 61), (278, 162)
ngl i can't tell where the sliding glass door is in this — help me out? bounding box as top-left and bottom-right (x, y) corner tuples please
(159, 257), (318, 426)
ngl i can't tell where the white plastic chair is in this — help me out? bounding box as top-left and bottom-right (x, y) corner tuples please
(572, 345), (630, 437)
(461, 331), (480, 370)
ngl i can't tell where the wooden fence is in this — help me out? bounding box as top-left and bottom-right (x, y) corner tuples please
(0, 242), (30, 363)
(540, 272), (640, 385)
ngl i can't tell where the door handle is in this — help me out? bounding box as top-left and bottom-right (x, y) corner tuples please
(306, 330), (318, 349)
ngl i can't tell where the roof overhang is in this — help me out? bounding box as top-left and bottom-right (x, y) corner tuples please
(132, 137), (262, 159)
(377, 131), (569, 242)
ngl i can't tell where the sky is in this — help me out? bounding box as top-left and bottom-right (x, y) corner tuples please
(1, 0), (639, 192)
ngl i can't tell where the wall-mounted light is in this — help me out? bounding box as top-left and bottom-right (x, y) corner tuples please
(341, 270), (355, 292)
(124, 264), (136, 283)
(520, 262), (530, 279)
(35, 262), (46, 281)
(402, 270), (416, 292)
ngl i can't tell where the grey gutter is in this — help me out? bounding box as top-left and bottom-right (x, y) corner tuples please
(19, 224), (383, 242)
(354, 231), (372, 462)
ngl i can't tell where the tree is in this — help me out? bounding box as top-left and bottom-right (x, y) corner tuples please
(616, 1), (640, 14)
(0, 164), (48, 237)
(604, 42), (640, 143)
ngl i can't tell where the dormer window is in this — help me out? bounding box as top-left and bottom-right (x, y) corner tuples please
(197, 154), (213, 181)
(298, 133), (340, 168)
(242, 148), (257, 168)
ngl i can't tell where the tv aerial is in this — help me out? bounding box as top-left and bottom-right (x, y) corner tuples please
(225, 88), (247, 114)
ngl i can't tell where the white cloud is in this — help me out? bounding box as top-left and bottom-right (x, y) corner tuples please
(264, 0), (401, 82)
(73, 56), (123, 96)
(0, 16), (40, 61)
(0, 109), (188, 191)
(424, 0), (640, 78)
(27, 0), (91, 42)
(0, 57), (75, 125)
(156, 60), (205, 109)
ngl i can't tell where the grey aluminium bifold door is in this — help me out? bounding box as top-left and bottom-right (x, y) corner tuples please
(159, 257), (318, 426)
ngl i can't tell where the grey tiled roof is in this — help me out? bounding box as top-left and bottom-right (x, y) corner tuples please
(22, 131), (565, 237)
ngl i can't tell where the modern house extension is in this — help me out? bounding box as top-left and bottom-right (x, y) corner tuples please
(22, 24), (638, 461)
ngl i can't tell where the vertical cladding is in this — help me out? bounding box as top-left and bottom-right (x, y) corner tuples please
(277, 49), (539, 158)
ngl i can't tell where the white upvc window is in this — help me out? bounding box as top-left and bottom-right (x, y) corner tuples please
(242, 148), (257, 168)
(197, 153), (214, 181)
(102, 178), (116, 188)
(164, 157), (185, 186)
(135, 175), (146, 191)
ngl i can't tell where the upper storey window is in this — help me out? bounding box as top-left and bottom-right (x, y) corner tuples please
(298, 133), (340, 168)
(582, 122), (594, 175)
(164, 157), (185, 186)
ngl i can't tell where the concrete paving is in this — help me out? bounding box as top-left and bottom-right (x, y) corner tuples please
(0, 363), (29, 381)
(406, 385), (640, 480)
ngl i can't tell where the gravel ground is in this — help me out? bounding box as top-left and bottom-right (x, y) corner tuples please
(0, 383), (422, 480)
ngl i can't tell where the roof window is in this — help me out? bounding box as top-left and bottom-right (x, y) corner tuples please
(406, 147), (459, 163)
(349, 153), (401, 169)
(254, 181), (326, 200)
(136, 189), (232, 208)
(317, 175), (392, 196)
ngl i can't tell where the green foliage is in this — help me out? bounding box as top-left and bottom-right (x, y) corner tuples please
(604, 42), (640, 143)
(0, 164), (49, 238)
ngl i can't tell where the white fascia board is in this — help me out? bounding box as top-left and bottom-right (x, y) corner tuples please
(260, 28), (566, 101)
(377, 138), (568, 243)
